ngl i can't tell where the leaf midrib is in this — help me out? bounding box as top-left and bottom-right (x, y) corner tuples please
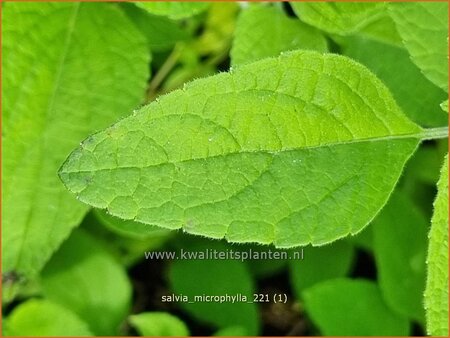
(60, 130), (422, 175)
(12, 3), (81, 275)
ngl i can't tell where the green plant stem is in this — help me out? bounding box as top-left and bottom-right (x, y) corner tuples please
(420, 126), (448, 140)
(146, 43), (184, 102)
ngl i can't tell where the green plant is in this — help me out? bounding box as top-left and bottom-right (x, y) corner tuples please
(2, 1), (448, 337)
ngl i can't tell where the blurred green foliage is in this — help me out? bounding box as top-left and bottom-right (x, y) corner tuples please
(2, 2), (448, 337)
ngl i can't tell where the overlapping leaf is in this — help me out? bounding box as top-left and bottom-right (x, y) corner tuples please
(389, 2), (449, 92)
(2, 3), (149, 281)
(41, 230), (132, 335)
(231, 5), (327, 65)
(425, 155), (449, 336)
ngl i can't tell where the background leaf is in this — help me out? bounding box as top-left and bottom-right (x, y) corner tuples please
(128, 312), (189, 337)
(41, 229), (132, 335)
(389, 2), (449, 92)
(137, 2), (209, 20)
(290, 240), (354, 295)
(231, 4), (327, 66)
(120, 3), (189, 52)
(291, 2), (387, 36)
(2, 2), (150, 283)
(342, 36), (447, 127)
(4, 299), (92, 336)
(302, 278), (409, 336)
(425, 154), (449, 336)
(372, 191), (427, 323)
(168, 240), (259, 335)
(60, 51), (421, 248)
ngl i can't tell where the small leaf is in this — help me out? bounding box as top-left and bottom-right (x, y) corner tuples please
(137, 2), (209, 19)
(168, 240), (260, 334)
(425, 154), (449, 336)
(2, 2), (150, 281)
(129, 312), (189, 337)
(60, 51), (422, 248)
(302, 279), (410, 336)
(372, 191), (427, 323)
(389, 2), (449, 92)
(41, 229), (132, 335)
(5, 299), (92, 336)
(291, 2), (387, 35)
(231, 5), (327, 66)
(290, 240), (354, 296)
(342, 36), (447, 127)
(120, 3), (189, 52)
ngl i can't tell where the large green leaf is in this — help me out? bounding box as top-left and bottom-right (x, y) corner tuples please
(129, 312), (189, 337)
(389, 2), (449, 92)
(303, 279), (409, 336)
(342, 36), (447, 127)
(4, 299), (92, 336)
(425, 154), (449, 336)
(59, 51), (422, 248)
(2, 3), (149, 281)
(137, 2), (209, 19)
(41, 229), (132, 335)
(291, 2), (387, 35)
(372, 191), (427, 323)
(169, 240), (259, 334)
(231, 5), (327, 66)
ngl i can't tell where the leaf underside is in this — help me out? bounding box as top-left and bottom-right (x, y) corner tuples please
(59, 51), (421, 248)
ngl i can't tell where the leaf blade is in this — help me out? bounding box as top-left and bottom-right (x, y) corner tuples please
(389, 2), (449, 92)
(231, 5), (327, 66)
(41, 229), (132, 335)
(5, 299), (93, 336)
(2, 2), (150, 280)
(60, 51), (421, 247)
(425, 154), (449, 336)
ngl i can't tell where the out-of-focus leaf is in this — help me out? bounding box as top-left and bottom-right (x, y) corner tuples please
(358, 14), (403, 46)
(138, 2), (209, 20)
(5, 299), (92, 336)
(41, 229), (132, 335)
(2, 2), (149, 283)
(389, 2), (449, 92)
(231, 5), (327, 65)
(343, 36), (447, 127)
(348, 227), (373, 252)
(290, 240), (354, 296)
(129, 312), (189, 337)
(373, 191), (427, 323)
(425, 154), (449, 336)
(244, 244), (289, 278)
(291, 2), (387, 35)
(120, 3), (188, 52)
(214, 326), (248, 336)
(303, 279), (410, 336)
(169, 240), (260, 334)
(403, 145), (445, 185)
